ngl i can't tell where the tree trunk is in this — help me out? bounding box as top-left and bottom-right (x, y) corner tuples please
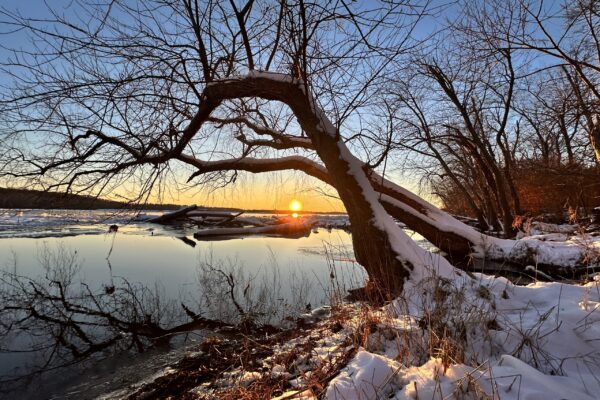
(590, 114), (600, 164)
(184, 74), (590, 284)
(180, 139), (592, 274)
(291, 103), (415, 297)
(201, 73), (443, 295)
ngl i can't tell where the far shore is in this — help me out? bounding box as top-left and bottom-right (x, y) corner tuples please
(0, 188), (346, 215)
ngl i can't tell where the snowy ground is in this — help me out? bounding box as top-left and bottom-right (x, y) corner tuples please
(500, 221), (600, 269)
(323, 273), (600, 399)
(95, 213), (600, 399)
(115, 269), (599, 399)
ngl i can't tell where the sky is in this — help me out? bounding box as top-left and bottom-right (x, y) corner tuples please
(0, 0), (503, 212)
(168, 175), (345, 211)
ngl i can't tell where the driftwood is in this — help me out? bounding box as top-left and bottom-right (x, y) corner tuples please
(177, 236), (197, 247)
(205, 211), (245, 226)
(233, 216), (268, 227)
(150, 207), (314, 240)
(187, 210), (242, 218)
(148, 205), (197, 223)
(194, 220), (315, 240)
(149, 206), (250, 228)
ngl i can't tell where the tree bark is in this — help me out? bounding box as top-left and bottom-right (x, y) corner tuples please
(166, 73), (594, 284)
(200, 73), (433, 295)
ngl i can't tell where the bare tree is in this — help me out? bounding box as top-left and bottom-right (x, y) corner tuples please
(513, 68), (593, 166)
(473, 0), (600, 163)
(0, 0), (448, 296)
(0, 0), (596, 300)
(389, 1), (526, 237)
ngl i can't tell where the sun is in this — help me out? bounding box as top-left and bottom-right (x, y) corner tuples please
(289, 199), (302, 212)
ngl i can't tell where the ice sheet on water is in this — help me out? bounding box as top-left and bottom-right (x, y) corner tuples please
(0, 209), (352, 239)
(0, 209), (163, 238)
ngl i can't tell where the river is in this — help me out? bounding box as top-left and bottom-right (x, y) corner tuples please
(0, 208), (436, 399)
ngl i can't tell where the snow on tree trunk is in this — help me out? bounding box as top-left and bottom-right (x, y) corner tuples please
(202, 72), (458, 295)
(198, 72), (591, 293)
(275, 79), (456, 295)
(372, 175), (594, 272)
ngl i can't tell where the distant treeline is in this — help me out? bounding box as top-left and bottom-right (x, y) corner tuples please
(0, 188), (181, 210)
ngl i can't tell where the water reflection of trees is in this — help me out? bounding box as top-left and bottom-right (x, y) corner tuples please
(0, 245), (315, 389)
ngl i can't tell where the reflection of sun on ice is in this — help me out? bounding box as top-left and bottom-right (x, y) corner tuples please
(289, 199), (302, 218)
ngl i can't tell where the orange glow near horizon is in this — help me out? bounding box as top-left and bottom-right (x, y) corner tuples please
(289, 199), (302, 212)
(100, 171), (430, 212)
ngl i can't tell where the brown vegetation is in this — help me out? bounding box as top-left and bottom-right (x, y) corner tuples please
(435, 162), (600, 221)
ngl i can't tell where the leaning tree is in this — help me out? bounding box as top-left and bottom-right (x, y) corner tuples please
(0, 0), (592, 297)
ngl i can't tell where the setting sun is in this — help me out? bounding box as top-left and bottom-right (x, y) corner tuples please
(289, 199), (302, 212)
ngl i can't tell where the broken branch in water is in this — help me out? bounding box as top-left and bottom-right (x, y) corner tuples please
(193, 220), (316, 240)
(147, 205), (198, 224)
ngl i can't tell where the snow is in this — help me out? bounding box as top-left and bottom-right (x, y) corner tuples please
(362, 167), (600, 271)
(386, 355), (596, 400)
(326, 350), (402, 399)
(392, 358), (471, 400)
(336, 142), (456, 279)
(323, 273), (600, 400)
(380, 192), (600, 269)
(174, 274), (599, 399)
(523, 222), (578, 236)
(298, 305), (332, 323)
(0, 208), (162, 238)
(491, 355), (595, 400)
(105, 269), (599, 400)
(495, 233), (600, 268)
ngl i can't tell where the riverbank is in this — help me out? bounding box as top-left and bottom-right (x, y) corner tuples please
(0, 188), (183, 210)
(5, 265), (598, 399)
(100, 270), (600, 399)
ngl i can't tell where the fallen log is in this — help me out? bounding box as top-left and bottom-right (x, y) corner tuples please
(186, 210), (243, 218)
(148, 205), (197, 224)
(233, 216), (268, 227)
(193, 220), (316, 240)
(207, 211), (245, 226)
(177, 236), (197, 247)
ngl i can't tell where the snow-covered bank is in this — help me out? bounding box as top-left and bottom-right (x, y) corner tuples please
(116, 270), (600, 399)
(325, 273), (600, 399)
